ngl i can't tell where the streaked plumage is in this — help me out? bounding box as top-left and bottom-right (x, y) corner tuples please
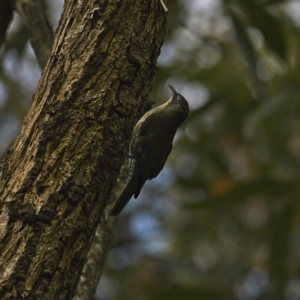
(111, 85), (189, 216)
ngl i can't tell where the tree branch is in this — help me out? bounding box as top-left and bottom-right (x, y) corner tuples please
(0, 0), (13, 47)
(74, 165), (128, 298)
(15, 0), (54, 69)
(74, 217), (116, 299)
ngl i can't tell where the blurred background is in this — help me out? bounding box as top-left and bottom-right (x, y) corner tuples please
(2, 0), (300, 299)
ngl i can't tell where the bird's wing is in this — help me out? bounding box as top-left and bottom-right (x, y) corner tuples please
(135, 134), (173, 179)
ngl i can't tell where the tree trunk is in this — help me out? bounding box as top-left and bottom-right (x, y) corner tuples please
(0, 0), (166, 299)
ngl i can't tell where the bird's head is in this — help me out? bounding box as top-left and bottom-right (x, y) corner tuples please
(168, 85), (189, 116)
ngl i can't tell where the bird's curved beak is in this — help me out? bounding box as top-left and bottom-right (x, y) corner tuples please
(169, 85), (177, 96)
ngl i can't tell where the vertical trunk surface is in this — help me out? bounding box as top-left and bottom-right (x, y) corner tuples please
(0, 0), (166, 299)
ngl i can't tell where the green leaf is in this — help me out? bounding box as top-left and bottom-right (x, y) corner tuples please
(228, 8), (265, 96)
(239, 0), (286, 58)
(229, 8), (258, 74)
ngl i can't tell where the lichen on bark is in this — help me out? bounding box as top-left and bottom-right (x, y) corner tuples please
(0, 1), (167, 299)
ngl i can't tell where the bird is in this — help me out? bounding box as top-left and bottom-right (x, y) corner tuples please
(110, 85), (189, 216)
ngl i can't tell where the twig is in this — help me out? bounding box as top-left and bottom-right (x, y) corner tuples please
(160, 0), (168, 12)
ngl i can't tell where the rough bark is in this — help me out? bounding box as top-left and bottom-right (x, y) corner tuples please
(74, 165), (128, 299)
(0, 0), (166, 299)
(0, 0), (13, 47)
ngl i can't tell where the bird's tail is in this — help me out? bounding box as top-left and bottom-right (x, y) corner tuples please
(110, 169), (138, 216)
(134, 175), (147, 199)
